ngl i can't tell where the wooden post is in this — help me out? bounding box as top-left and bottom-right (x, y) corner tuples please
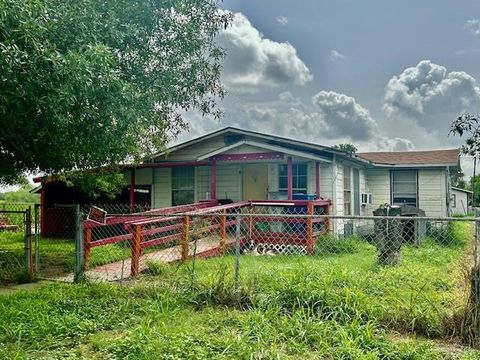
(181, 216), (190, 261)
(219, 210), (226, 254)
(287, 156), (293, 200)
(84, 227), (92, 265)
(306, 201), (314, 255)
(131, 224), (141, 276)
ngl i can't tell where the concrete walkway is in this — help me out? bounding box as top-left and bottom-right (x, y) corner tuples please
(56, 234), (236, 283)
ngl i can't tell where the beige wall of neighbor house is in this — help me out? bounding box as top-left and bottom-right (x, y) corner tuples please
(365, 169), (391, 212)
(451, 188), (470, 215)
(418, 169), (447, 217)
(364, 167), (449, 217)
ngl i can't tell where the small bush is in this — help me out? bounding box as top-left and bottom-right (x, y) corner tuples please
(427, 221), (470, 247)
(314, 234), (363, 255)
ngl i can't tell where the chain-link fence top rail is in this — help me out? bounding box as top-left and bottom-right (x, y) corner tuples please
(0, 203), (33, 285)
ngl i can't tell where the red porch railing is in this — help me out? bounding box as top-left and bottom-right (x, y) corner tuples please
(82, 199), (331, 277)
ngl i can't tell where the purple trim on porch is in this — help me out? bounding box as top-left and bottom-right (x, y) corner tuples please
(287, 156), (293, 200)
(211, 152), (284, 162)
(316, 161), (321, 199)
(210, 158), (217, 200)
(137, 161), (210, 168)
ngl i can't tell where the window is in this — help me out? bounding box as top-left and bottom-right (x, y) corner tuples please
(343, 166), (352, 215)
(172, 167), (195, 206)
(391, 170), (417, 207)
(451, 194), (456, 208)
(279, 163), (307, 194)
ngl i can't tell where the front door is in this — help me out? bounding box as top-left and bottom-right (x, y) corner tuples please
(243, 164), (268, 200)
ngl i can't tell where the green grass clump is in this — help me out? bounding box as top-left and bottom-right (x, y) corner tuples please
(428, 221), (471, 247)
(314, 234), (364, 255)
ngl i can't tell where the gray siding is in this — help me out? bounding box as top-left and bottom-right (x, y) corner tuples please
(216, 165), (242, 202)
(196, 166), (211, 202)
(161, 137), (226, 161)
(365, 169), (390, 214)
(153, 168), (172, 208)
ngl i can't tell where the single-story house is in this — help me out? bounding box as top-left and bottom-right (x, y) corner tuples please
(36, 127), (461, 220)
(450, 187), (472, 216)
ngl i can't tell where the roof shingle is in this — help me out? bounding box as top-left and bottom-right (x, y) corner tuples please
(357, 149), (459, 166)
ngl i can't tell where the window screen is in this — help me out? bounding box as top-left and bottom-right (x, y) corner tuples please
(391, 170), (417, 207)
(279, 163), (307, 194)
(172, 167), (195, 206)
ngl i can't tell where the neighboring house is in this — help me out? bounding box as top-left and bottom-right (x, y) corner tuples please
(450, 187), (472, 216)
(36, 127), (461, 218)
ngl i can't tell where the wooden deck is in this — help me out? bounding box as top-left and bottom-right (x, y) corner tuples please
(56, 234), (237, 283)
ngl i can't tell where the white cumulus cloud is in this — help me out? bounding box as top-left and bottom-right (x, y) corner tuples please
(384, 60), (480, 120)
(312, 91), (377, 141)
(329, 50), (346, 61)
(217, 12), (313, 91)
(465, 19), (480, 36)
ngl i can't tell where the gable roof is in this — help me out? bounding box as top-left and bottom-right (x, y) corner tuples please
(357, 149), (460, 167)
(155, 126), (369, 165)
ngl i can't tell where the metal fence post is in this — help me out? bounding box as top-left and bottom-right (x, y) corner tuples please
(475, 218), (480, 337)
(23, 206), (33, 281)
(74, 205), (85, 283)
(34, 204), (40, 274)
(234, 213), (241, 291)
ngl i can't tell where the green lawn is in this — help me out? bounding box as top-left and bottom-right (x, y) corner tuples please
(0, 232), (132, 284)
(0, 222), (479, 359)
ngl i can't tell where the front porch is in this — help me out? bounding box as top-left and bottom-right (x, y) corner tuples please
(129, 139), (333, 209)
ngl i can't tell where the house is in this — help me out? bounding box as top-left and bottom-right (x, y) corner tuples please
(450, 187), (472, 216)
(36, 127), (461, 220)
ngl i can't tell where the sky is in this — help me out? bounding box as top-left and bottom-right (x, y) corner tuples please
(178, 0), (480, 176)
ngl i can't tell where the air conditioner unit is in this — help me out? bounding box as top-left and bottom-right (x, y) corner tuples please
(361, 193), (372, 205)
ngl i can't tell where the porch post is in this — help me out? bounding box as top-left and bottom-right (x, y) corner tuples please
(316, 161), (321, 199)
(129, 168), (135, 213)
(287, 156), (293, 200)
(210, 158), (217, 200)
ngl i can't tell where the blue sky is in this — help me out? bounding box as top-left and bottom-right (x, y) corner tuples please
(180, 0), (480, 174)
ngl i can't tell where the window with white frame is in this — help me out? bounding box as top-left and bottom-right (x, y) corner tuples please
(391, 170), (417, 207)
(278, 163), (307, 194)
(451, 194), (456, 208)
(343, 165), (352, 215)
(172, 167), (195, 206)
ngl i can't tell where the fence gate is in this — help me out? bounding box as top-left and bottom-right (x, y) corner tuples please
(0, 204), (33, 285)
(34, 204), (82, 282)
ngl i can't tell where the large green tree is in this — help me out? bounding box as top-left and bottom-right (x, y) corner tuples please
(0, 0), (230, 185)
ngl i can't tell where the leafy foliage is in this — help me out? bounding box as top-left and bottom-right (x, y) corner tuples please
(0, 0), (230, 185)
(450, 113), (480, 157)
(333, 143), (358, 154)
(1, 183), (39, 203)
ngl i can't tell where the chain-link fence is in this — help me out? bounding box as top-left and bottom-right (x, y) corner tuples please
(0, 203), (33, 285)
(2, 200), (480, 346)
